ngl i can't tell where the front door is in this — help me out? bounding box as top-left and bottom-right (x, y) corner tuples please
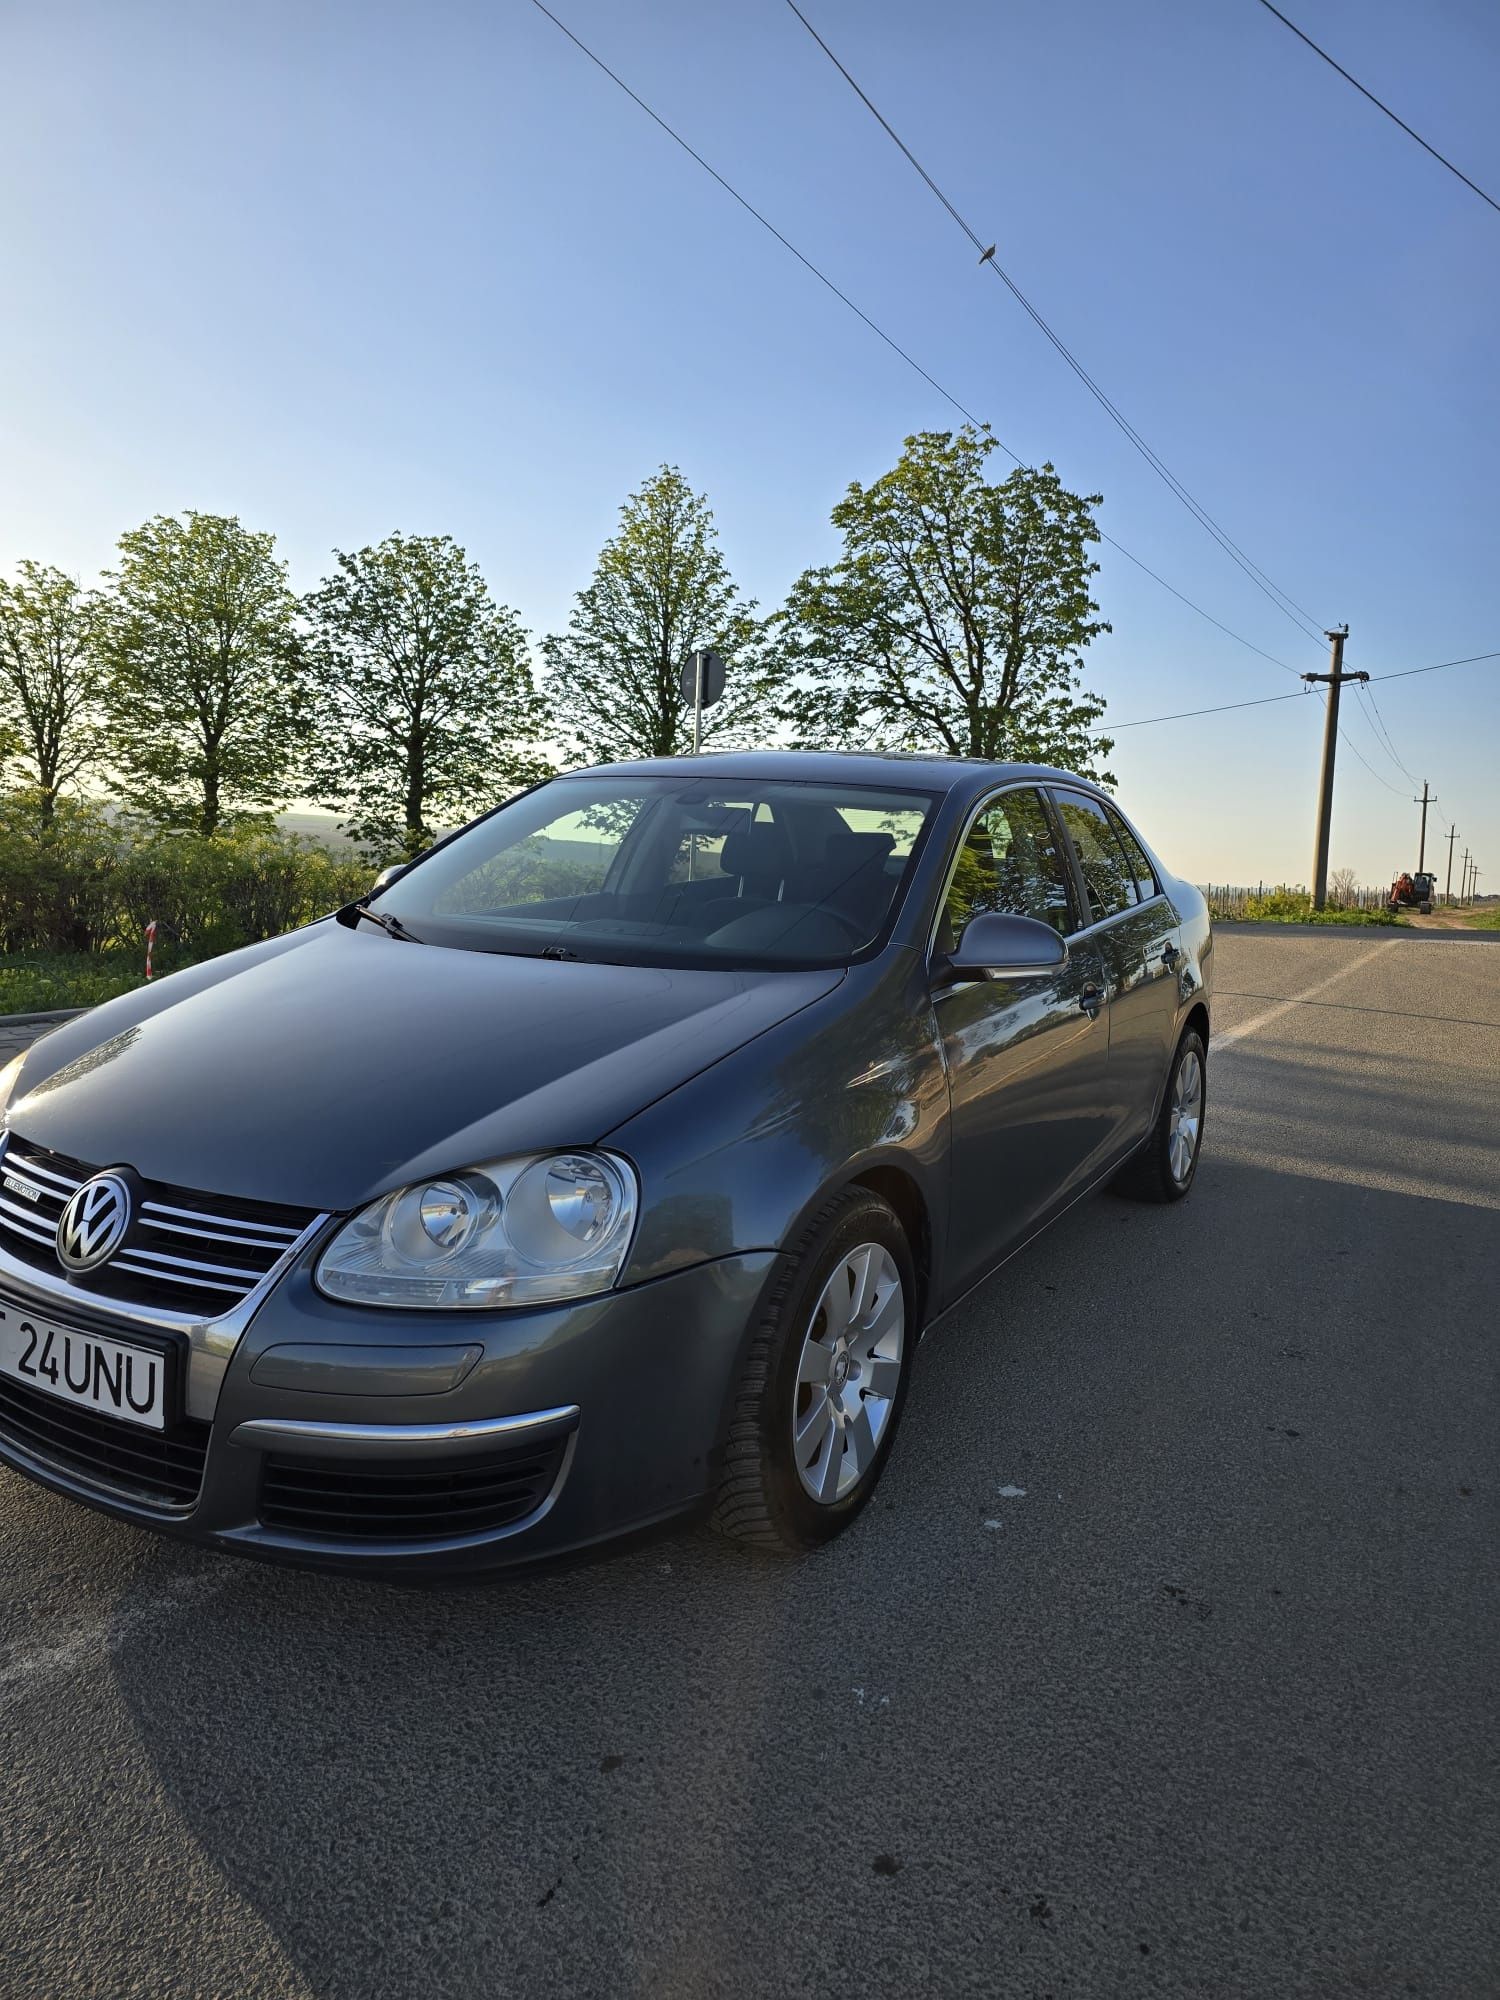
(933, 786), (1112, 1302)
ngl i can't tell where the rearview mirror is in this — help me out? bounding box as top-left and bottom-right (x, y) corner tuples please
(945, 911), (1069, 980)
(371, 863), (406, 893)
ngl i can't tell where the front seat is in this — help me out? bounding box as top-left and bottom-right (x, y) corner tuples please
(695, 822), (792, 930)
(800, 832), (898, 938)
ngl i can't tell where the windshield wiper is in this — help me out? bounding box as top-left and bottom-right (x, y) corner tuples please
(344, 902), (425, 944)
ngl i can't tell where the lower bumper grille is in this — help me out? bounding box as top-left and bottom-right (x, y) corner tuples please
(259, 1437), (569, 1543)
(0, 1374), (209, 1508)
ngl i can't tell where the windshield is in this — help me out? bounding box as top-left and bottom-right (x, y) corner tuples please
(370, 774), (938, 970)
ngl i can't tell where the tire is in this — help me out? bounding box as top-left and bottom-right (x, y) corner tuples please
(1112, 1028), (1207, 1204)
(711, 1188), (916, 1553)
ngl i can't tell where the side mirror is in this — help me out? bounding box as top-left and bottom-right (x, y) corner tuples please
(371, 863), (406, 893)
(944, 911), (1069, 980)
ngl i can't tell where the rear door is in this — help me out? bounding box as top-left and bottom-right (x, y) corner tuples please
(933, 785), (1113, 1298)
(1048, 789), (1182, 1156)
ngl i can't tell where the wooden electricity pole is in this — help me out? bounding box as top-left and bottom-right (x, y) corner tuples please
(1303, 626), (1367, 911)
(1445, 824), (1460, 904)
(1414, 782), (1436, 873)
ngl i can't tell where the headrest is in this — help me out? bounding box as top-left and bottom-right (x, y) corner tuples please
(822, 831), (896, 874)
(720, 822), (791, 881)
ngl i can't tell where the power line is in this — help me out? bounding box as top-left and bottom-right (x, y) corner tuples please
(1107, 687), (1311, 731)
(1330, 703), (1407, 796)
(1088, 537), (1300, 677)
(1356, 682), (1419, 786)
(525, 0), (993, 439)
(783, 0), (1328, 648)
(528, 0), (1311, 684)
(1368, 648), (1500, 683)
(1102, 645), (1498, 736)
(1254, 0), (1500, 219)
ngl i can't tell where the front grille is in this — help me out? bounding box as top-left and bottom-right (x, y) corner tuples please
(259, 1436), (569, 1543)
(0, 1370), (209, 1507)
(0, 1139), (318, 1320)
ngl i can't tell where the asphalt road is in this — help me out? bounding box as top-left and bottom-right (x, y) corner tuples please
(2, 928), (1497, 1999)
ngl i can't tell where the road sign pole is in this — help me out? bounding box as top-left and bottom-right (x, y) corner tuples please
(681, 649), (723, 756)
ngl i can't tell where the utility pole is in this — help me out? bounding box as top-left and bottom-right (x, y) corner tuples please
(1445, 824), (1459, 904)
(1460, 848), (1471, 903)
(1303, 626), (1367, 911)
(1414, 782), (1436, 873)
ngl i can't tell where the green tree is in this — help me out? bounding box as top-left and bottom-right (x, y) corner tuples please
(768, 429), (1114, 779)
(304, 533), (547, 858)
(98, 512), (305, 834)
(0, 562), (105, 823)
(542, 465), (768, 762)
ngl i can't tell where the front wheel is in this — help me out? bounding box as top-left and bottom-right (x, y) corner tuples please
(711, 1188), (915, 1553)
(1112, 1028), (1207, 1203)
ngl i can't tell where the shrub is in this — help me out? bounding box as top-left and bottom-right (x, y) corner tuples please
(0, 789), (381, 1003)
(0, 793), (121, 953)
(1240, 887), (1401, 927)
(1243, 887), (1312, 921)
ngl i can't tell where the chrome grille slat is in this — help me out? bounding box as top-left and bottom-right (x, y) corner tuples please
(0, 1138), (322, 1320)
(140, 1197), (300, 1243)
(4, 1155), (82, 1195)
(116, 1243), (265, 1283)
(137, 1214), (294, 1254)
(3, 1166), (72, 1207)
(110, 1257), (247, 1295)
(0, 1195), (59, 1245)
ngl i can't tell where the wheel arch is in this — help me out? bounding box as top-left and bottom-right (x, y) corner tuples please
(846, 1163), (934, 1331)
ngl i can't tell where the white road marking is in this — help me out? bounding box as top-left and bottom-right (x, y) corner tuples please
(0, 1566), (227, 1714)
(1213, 937), (1404, 1051)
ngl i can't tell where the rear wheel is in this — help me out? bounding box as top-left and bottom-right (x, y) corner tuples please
(711, 1188), (915, 1553)
(1112, 1028), (1207, 1203)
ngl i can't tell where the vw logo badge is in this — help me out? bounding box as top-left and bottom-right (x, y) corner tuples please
(55, 1172), (134, 1273)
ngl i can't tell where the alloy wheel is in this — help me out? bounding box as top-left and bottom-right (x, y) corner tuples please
(1168, 1046), (1203, 1184)
(791, 1242), (905, 1505)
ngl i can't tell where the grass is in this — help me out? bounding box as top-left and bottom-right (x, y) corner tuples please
(1454, 907), (1500, 931)
(0, 950), (155, 1014)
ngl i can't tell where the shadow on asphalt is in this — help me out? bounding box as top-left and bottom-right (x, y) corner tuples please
(86, 1134), (1499, 2000)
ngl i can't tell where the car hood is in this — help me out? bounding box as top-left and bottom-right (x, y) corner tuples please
(5, 924), (843, 1211)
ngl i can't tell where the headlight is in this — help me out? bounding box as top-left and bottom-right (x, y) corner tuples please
(314, 1151), (639, 1310)
(0, 1053), (27, 1123)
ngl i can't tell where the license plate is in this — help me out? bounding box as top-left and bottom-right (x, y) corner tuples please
(0, 1302), (168, 1431)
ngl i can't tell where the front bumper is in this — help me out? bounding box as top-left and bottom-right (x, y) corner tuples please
(0, 1248), (780, 1578)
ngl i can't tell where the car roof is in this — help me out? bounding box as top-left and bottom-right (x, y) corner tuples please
(564, 748), (1100, 800)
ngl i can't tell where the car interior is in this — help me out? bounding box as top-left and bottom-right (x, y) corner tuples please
(420, 787), (931, 964)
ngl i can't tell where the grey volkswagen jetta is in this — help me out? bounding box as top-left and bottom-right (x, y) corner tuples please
(0, 752), (1211, 1575)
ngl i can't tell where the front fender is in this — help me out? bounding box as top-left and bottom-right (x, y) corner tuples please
(605, 949), (950, 1293)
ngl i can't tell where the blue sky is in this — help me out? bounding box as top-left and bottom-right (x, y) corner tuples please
(2, 0), (1496, 888)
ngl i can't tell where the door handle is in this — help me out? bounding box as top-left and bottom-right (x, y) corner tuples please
(1079, 983), (1104, 1019)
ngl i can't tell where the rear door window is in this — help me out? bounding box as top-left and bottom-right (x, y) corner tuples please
(1104, 805), (1159, 903)
(1053, 791), (1137, 924)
